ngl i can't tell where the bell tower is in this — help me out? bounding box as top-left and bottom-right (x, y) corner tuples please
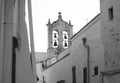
(46, 12), (73, 58)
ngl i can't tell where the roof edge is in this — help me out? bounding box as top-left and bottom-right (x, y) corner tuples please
(71, 13), (100, 40)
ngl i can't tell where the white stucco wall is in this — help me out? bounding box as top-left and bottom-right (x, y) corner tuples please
(44, 50), (72, 83)
(42, 14), (105, 83)
(1, 0), (14, 83)
(71, 15), (104, 83)
(15, 0), (36, 83)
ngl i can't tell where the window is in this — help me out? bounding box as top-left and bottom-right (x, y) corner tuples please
(57, 80), (65, 83)
(94, 66), (98, 76)
(83, 67), (87, 83)
(108, 7), (113, 20)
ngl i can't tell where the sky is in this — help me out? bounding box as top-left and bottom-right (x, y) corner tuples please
(31, 0), (100, 52)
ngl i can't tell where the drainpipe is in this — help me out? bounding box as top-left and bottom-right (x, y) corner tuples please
(82, 38), (90, 83)
(27, 0), (37, 82)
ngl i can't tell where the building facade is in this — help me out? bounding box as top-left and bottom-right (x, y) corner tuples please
(100, 0), (120, 83)
(36, 0), (120, 83)
(47, 12), (73, 58)
(0, 0), (37, 83)
(42, 14), (104, 83)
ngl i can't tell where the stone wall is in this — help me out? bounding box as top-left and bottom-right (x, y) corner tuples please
(101, 0), (120, 71)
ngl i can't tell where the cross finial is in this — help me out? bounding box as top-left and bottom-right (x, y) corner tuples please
(58, 12), (62, 18)
(58, 12), (61, 15)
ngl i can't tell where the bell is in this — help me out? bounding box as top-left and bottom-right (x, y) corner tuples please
(54, 41), (57, 46)
(65, 42), (67, 47)
(64, 35), (67, 39)
(54, 34), (57, 38)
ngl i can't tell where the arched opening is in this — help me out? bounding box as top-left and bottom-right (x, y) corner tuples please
(63, 31), (68, 48)
(52, 31), (59, 48)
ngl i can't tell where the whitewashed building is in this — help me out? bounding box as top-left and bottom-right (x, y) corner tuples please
(36, 0), (120, 83)
(0, 0), (37, 83)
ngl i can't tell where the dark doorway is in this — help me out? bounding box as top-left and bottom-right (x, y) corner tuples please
(72, 66), (76, 83)
(83, 67), (87, 83)
(12, 36), (19, 83)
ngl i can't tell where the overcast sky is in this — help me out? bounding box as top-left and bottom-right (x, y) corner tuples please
(31, 0), (100, 52)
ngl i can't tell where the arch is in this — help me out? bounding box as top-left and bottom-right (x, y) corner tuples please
(63, 30), (68, 40)
(63, 40), (68, 48)
(52, 30), (58, 39)
(52, 39), (58, 48)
